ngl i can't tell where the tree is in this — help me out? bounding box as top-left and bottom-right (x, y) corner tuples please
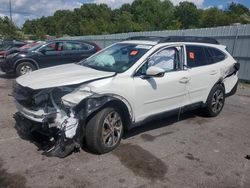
(0, 16), (22, 39)
(20, 0), (250, 38)
(174, 1), (201, 29)
(200, 8), (231, 28)
(226, 2), (250, 24)
(130, 0), (174, 30)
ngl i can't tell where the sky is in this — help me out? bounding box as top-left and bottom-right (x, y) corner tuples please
(0, 0), (249, 27)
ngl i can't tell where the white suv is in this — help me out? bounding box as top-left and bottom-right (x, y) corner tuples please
(13, 36), (240, 157)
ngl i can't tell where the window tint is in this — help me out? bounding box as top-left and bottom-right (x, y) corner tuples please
(82, 43), (94, 51)
(43, 42), (64, 51)
(186, 45), (207, 68)
(65, 42), (81, 51)
(64, 42), (94, 51)
(206, 47), (226, 64)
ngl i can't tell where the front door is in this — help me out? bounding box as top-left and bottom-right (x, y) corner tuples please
(133, 46), (190, 122)
(37, 41), (66, 68)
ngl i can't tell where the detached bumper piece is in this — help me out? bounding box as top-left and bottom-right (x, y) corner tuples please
(42, 134), (80, 158)
(14, 112), (80, 158)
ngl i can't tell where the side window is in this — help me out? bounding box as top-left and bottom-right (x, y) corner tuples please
(206, 47), (226, 64)
(64, 42), (94, 51)
(186, 45), (207, 68)
(43, 42), (64, 51)
(138, 47), (180, 75)
(64, 42), (82, 51)
(82, 43), (94, 51)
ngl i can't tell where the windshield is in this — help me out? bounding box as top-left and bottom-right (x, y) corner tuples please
(79, 43), (152, 73)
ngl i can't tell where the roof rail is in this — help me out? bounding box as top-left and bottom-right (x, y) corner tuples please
(126, 36), (164, 42)
(159, 36), (219, 44)
(126, 36), (219, 44)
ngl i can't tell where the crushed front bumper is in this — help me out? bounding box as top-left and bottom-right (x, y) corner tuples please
(15, 101), (57, 123)
(14, 100), (81, 158)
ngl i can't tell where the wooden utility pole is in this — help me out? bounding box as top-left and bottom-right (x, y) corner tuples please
(9, 0), (12, 22)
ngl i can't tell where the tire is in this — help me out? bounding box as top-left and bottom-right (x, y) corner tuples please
(203, 84), (225, 117)
(16, 62), (36, 76)
(85, 107), (124, 154)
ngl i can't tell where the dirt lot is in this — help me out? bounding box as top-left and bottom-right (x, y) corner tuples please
(0, 71), (250, 188)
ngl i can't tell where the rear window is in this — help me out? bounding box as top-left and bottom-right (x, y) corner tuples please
(206, 47), (226, 64)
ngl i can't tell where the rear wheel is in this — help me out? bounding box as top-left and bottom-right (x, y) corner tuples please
(16, 62), (36, 76)
(85, 107), (124, 154)
(203, 84), (225, 117)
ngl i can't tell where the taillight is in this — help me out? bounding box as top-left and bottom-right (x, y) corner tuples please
(94, 44), (101, 52)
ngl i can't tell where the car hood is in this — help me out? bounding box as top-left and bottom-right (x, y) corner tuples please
(16, 63), (116, 90)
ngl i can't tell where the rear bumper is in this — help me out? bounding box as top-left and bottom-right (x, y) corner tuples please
(226, 81), (238, 97)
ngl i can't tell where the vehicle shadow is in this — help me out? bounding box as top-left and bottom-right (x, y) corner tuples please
(123, 110), (197, 139)
(15, 126), (55, 152)
(14, 110), (203, 156)
(0, 71), (16, 79)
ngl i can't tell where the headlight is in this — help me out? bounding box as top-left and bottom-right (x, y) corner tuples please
(77, 85), (92, 92)
(61, 86), (94, 107)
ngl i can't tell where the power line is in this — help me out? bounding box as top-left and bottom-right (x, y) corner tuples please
(0, 9), (37, 15)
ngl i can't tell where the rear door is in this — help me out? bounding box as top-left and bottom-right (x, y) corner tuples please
(185, 45), (221, 104)
(63, 41), (96, 63)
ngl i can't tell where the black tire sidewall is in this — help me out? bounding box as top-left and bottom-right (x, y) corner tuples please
(85, 107), (124, 154)
(205, 84), (225, 117)
(16, 62), (36, 76)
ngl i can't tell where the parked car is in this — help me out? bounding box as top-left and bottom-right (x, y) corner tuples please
(13, 36), (239, 158)
(0, 40), (27, 62)
(3, 41), (46, 59)
(0, 39), (101, 76)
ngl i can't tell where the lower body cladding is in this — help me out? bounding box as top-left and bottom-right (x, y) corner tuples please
(14, 92), (119, 158)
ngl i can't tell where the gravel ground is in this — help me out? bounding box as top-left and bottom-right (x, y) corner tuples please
(0, 71), (250, 188)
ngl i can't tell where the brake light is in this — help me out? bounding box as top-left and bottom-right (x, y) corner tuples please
(94, 44), (101, 52)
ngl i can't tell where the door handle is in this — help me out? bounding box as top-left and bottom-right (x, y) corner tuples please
(210, 70), (218, 75)
(179, 77), (190, 84)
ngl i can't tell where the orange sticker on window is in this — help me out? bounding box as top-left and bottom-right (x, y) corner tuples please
(189, 52), (195, 59)
(130, 50), (139, 56)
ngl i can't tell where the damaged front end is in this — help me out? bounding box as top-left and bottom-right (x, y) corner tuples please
(13, 82), (91, 158)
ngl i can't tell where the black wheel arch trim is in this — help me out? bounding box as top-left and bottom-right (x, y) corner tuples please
(74, 95), (133, 131)
(14, 58), (39, 69)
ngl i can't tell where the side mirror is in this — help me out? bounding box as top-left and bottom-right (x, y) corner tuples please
(145, 66), (165, 77)
(39, 48), (46, 54)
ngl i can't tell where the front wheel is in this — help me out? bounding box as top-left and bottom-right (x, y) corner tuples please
(85, 107), (124, 154)
(16, 62), (36, 76)
(203, 84), (225, 117)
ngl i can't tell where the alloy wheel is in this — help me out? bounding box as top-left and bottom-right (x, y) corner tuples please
(102, 111), (123, 147)
(211, 89), (224, 113)
(20, 65), (33, 75)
